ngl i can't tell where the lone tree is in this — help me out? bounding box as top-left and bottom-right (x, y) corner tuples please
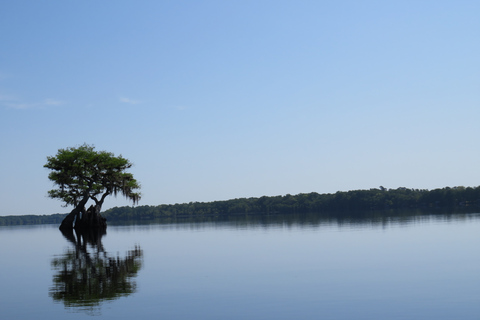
(45, 144), (141, 230)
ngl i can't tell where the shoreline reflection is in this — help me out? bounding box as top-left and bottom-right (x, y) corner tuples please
(107, 210), (480, 231)
(50, 229), (143, 315)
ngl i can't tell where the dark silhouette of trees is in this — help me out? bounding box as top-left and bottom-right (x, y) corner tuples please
(100, 186), (480, 223)
(4, 185), (480, 226)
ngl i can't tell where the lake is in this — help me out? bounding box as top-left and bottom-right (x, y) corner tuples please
(0, 212), (479, 319)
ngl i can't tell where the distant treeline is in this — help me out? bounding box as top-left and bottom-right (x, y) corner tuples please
(0, 213), (66, 226)
(2, 186), (480, 226)
(102, 186), (480, 223)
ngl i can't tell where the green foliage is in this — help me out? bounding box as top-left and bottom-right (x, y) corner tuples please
(44, 144), (141, 208)
(101, 186), (480, 223)
(4, 186), (480, 226)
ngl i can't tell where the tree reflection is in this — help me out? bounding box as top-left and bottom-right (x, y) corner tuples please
(50, 228), (143, 314)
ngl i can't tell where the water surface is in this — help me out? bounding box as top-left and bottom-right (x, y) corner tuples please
(1, 213), (479, 319)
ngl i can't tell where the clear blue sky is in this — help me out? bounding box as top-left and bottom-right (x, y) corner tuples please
(1, 1), (479, 216)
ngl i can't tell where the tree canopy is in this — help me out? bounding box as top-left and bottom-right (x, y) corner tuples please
(45, 144), (141, 230)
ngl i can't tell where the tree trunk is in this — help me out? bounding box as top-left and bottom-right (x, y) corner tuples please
(74, 204), (107, 231)
(59, 203), (85, 230)
(59, 192), (108, 231)
(59, 209), (77, 230)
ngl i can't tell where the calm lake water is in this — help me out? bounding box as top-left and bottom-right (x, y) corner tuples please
(0, 212), (479, 319)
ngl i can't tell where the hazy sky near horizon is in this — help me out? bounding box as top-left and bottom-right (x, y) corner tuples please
(1, 1), (479, 216)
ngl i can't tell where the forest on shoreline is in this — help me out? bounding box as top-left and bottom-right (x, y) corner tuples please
(2, 186), (480, 226)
